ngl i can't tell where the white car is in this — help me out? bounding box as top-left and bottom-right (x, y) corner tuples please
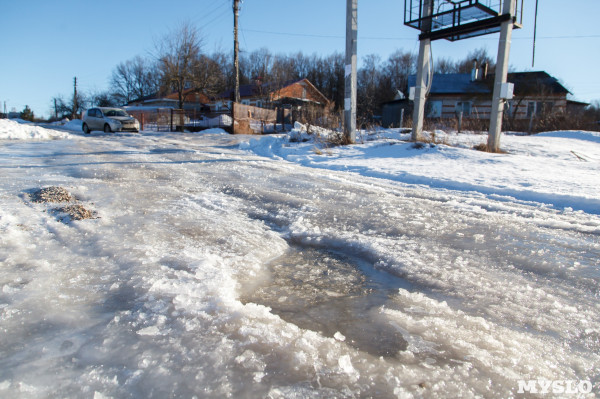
(82, 107), (140, 133)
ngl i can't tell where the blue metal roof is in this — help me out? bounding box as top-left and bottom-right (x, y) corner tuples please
(407, 71), (570, 96)
(408, 73), (490, 95)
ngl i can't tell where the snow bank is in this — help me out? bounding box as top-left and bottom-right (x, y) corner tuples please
(287, 121), (339, 143)
(0, 119), (70, 140)
(241, 127), (600, 214)
(538, 130), (600, 143)
(61, 119), (83, 132)
(199, 127), (228, 134)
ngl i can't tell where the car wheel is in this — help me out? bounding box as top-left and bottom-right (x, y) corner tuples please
(104, 124), (112, 133)
(82, 123), (90, 134)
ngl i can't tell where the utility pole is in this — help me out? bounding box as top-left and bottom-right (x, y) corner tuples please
(233, 0), (240, 104)
(488, 0), (515, 152)
(411, 0), (433, 142)
(72, 77), (78, 119)
(344, 0), (357, 144)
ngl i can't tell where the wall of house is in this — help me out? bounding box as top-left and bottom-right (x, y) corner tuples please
(427, 95), (492, 119)
(508, 96), (567, 120)
(211, 98), (269, 112)
(427, 95), (567, 120)
(272, 81), (326, 105)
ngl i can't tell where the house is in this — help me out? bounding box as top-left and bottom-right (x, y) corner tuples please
(383, 68), (577, 127)
(381, 91), (412, 128)
(126, 89), (210, 112)
(502, 71), (573, 120)
(7, 111), (21, 119)
(209, 78), (330, 113)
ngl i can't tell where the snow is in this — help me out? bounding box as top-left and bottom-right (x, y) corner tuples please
(0, 118), (71, 140)
(0, 118), (599, 398)
(242, 125), (600, 215)
(200, 127), (229, 134)
(59, 119), (84, 132)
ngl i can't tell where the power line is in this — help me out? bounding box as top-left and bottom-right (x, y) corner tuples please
(241, 28), (600, 42)
(242, 28), (344, 39)
(202, 8), (230, 29)
(242, 28), (417, 41)
(192, 1), (229, 25)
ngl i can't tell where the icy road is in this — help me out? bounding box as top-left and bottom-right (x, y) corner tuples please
(0, 130), (599, 398)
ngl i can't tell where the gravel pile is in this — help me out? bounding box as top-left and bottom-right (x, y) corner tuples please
(53, 205), (97, 221)
(30, 186), (74, 203)
(29, 186), (97, 222)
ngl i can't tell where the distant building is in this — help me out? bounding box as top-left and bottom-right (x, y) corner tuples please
(126, 89), (210, 113)
(381, 67), (585, 127)
(209, 78), (330, 113)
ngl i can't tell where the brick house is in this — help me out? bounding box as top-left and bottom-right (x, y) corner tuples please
(209, 78), (330, 113)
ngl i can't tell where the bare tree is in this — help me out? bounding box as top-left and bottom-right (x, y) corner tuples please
(192, 54), (226, 98)
(455, 47), (495, 74)
(89, 90), (119, 107)
(435, 57), (457, 74)
(384, 50), (416, 98)
(246, 48), (273, 81)
(154, 22), (205, 109)
(110, 55), (158, 104)
(50, 91), (87, 120)
(49, 95), (70, 120)
(357, 54), (384, 124)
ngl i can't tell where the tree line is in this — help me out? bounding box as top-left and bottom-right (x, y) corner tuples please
(49, 23), (497, 122)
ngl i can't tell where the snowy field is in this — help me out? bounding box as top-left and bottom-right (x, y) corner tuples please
(0, 118), (599, 398)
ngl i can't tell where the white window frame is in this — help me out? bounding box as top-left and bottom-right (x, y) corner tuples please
(456, 101), (472, 116)
(426, 100), (443, 118)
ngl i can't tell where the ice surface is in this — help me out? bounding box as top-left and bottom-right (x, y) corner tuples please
(0, 121), (599, 397)
(240, 245), (410, 358)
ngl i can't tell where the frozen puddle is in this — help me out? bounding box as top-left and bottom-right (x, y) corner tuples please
(240, 244), (410, 358)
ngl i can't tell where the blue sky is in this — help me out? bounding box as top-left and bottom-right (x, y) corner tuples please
(1, 0), (599, 118)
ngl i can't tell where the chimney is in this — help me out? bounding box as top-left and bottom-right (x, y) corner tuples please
(471, 59), (478, 81)
(480, 62), (488, 80)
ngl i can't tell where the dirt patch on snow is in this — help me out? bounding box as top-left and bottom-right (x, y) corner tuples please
(52, 204), (97, 222)
(30, 186), (74, 203)
(28, 186), (97, 223)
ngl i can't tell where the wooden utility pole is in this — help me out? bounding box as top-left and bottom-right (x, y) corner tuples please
(488, 0), (515, 152)
(233, 0), (240, 104)
(72, 77), (78, 119)
(344, 0), (357, 144)
(411, 0), (432, 142)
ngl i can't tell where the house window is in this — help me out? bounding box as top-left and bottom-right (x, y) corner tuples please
(505, 101), (515, 117)
(527, 101), (535, 118)
(456, 101), (472, 116)
(241, 100), (250, 105)
(537, 101), (553, 115)
(426, 100), (442, 118)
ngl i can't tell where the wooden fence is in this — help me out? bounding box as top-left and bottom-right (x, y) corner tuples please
(126, 108), (232, 132)
(127, 104), (301, 134)
(232, 103), (292, 134)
